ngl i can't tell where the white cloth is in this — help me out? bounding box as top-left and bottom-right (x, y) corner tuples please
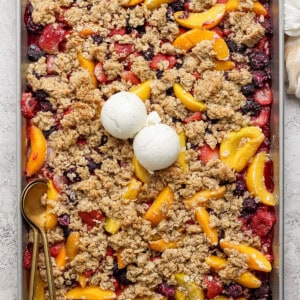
(285, 36), (300, 98)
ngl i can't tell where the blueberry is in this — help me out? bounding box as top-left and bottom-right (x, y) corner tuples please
(86, 158), (102, 173)
(234, 180), (247, 196)
(241, 197), (258, 217)
(135, 25), (146, 36)
(43, 126), (56, 139)
(62, 227), (72, 238)
(250, 282), (271, 299)
(126, 25), (134, 34)
(58, 213), (70, 227)
(224, 284), (244, 298)
(249, 51), (269, 70)
(27, 44), (44, 62)
(156, 70), (164, 79)
(241, 100), (262, 117)
(34, 90), (49, 102)
(226, 39), (238, 52)
(156, 282), (175, 297)
(66, 189), (77, 203)
(112, 260), (132, 285)
(241, 84), (256, 96)
(92, 34), (104, 45)
(169, 0), (185, 12)
(143, 47), (154, 61)
(166, 87), (173, 96)
(63, 167), (81, 184)
(40, 101), (54, 112)
(100, 134), (108, 146)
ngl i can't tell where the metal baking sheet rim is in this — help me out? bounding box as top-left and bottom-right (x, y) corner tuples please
(16, 0), (285, 298)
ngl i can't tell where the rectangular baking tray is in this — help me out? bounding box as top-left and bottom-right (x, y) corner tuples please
(16, 0), (284, 298)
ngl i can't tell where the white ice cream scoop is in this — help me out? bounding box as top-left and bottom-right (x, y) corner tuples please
(133, 124), (180, 172)
(101, 92), (147, 139)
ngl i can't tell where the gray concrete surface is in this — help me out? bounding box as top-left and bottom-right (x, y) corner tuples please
(0, 0), (299, 299)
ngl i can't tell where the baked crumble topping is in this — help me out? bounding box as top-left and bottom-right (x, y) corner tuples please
(22, 0), (276, 299)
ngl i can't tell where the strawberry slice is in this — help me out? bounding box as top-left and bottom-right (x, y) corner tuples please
(204, 275), (223, 299)
(21, 92), (38, 119)
(250, 206), (276, 237)
(79, 210), (104, 227)
(46, 55), (56, 74)
(114, 42), (134, 59)
(183, 112), (202, 123)
(38, 23), (67, 54)
(257, 37), (272, 58)
(252, 106), (270, 127)
(23, 244), (33, 269)
(94, 62), (107, 83)
(150, 54), (177, 70)
(110, 28), (126, 37)
(198, 144), (220, 164)
(121, 71), (141, 85)
(50, 242), (64, 257)
(254, 86), (273, 105)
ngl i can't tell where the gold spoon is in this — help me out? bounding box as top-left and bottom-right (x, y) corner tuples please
(21, 179), (56, 300)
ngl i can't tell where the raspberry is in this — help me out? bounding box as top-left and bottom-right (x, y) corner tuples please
(250, 207), (276, 237)
(169, 0), (185, 12)
(249, 51), (269, 70)
(204, 275), (224, 299)
(234, 180), (247, 196)
(260, 17), (273, 36)
(250, 282), (271, 299)
(23, 245), (33, 269)
(24, 3), (43, 33)
(50, 243), (64, 257)
(21, 92), (38, 119)
(224, 284), (244, 298)
(157, 282), (175, 297)
(58, 213), (70, 227)
(241, 197), (258, 217)
(252, 69), (272, 88)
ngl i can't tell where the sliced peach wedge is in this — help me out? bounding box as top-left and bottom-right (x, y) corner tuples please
(174, 4), (226, 29)
(45, 180), (60, 231)
(173, 29), (229, 60)
(145, 0), (174, 10)
(225, 0), (268, 16)
(26, 125), (47, 177)
(77, 53), (97, 88)
(149, 239), (178, 252)
(66, 231), (80, 261)
(65, 287), (116, 300)
(122, 0), (144, 7)
(173, 83), (206, 112)
(129, 80), (152, 101)
(177, 131), (188, 174)
(132, 155), (150, 183)
(144, 186), (174, 226)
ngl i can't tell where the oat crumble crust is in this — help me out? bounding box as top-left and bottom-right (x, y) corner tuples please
(24, 0), (274, 299)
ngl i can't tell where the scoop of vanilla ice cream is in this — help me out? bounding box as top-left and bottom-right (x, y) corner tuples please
(285, 0), (300, 36)
(133, 124), (180, 172)
(101, 92), (147, 139)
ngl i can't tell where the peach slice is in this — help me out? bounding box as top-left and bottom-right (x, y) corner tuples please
(175, 289), (186, 300)
(35, 272), (46, 300)
(66, 232), (80, 261)
(149, 239), (178, 252)
(144, 187), (174, 226)
(174, 4), (226, 29)
(129, 80), (152, 101)
(122, 0), (144, 7)
(122, 178), (143, 200)
(45, 180), (60, 230)
(246, 151), (275, 206)
(132, 155), (150, 183)
(56, 244), (67, 270)
(215, 60), (235, 71)
(65, 287), (116, 300)
(220, 126), (264, 172)
(177, 131), (188, 174)
(205, 255), (262, 288)
(104, 218), (122, 234)
(173, 29), (229, 60)
(184, 186), (226, 209)
(175, 273), (205, 300)
(225, 0), (267, 16)
(78, 273), (87, 288)
(173, 83), (206, 112)
(117, 251), (127, 269)
(26, 125), (47, 177)
(77, 53), (97, 88)
(195, 207), (218, 245)
(219, 240), (272, 272)
(79, 28), (96, 37)
(145, 0), (174, 10)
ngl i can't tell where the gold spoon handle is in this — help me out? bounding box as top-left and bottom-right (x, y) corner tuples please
(41, 231), (56, 300)
(28, 226), (39, 300)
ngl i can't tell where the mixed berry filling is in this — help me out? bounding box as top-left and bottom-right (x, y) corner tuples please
(22, 0), (275, 299)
